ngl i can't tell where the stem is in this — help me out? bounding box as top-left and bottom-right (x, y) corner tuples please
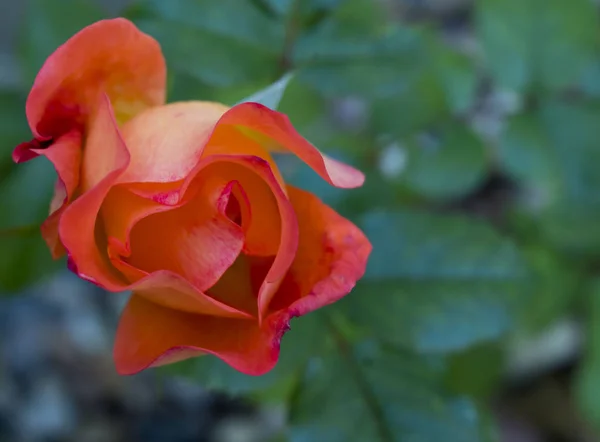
(0, 224), (39, 237)
(277, 0), (302, 77)
(326, 316), (394, 442)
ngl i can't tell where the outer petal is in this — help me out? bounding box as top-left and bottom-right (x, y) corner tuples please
(268, 186), (371, 316)
(58, 94), (129, 288)
(219, 103), (365, 188)
(117, 101), (229, 184)
(114, 294), (289, 375)
(14, 18), (166, 258)
(25, 18), (165, 139)
(30, 131), (82, 257)
(201, 115), (286, 191)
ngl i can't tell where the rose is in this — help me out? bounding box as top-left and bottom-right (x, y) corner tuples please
(13, 18), (371, 375)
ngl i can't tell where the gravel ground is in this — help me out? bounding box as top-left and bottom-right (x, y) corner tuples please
(0, 273), (281, 442)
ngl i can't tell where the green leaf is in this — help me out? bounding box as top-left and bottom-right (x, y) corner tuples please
(517, 246), (583, 332)
(343, 210), (528, 353)
(262, 0), (343, 18)
(500, 100), (600, 255)
(539, 100), (600, 203)
(432, 48), (478, 114)
(20, 0), (106, 85)
(294, 5), (433, 99)
(370, 72), (447, 137)
(476, 0), (599, 93)
(0, 160), (61, 292)
(445, 343), (504, 399)
(497, 113), (560, 196)
(399, 123), (488, 200)
(289, 339), (494, 442)
(137, 0), (282, 87)
(276, 79), (326, 133)
(580, 59), (600, 98)
(537, 100), (600, 254)
(236, 73), (295, 109)
(143, 0), (284, 52)
(0, 91), (30, 164)
(575, 280), (600, 430)
(0, 92), (59, 292)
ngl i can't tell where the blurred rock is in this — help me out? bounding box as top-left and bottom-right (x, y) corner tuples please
(18, 375), (77, 442)
(1, 295), (61, 381)
(0, 271), (273, 442)
(38, 274), (110, 356)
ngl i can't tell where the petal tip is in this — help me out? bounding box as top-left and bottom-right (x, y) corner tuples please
(12, 140), (43, 163)
(323, 156), (366, 189)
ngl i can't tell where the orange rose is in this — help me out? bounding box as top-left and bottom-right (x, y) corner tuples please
(13, 19), (371, 375)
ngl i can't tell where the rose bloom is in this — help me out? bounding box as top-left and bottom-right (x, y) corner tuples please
(13, 18), (371, 375)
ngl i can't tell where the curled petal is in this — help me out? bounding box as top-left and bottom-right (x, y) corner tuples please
(195, 161), (281, 257)
(104, 154), (296, 318)
(65, 135), (252, 319)
(101, 181), (258, 319)
(101, 185), (170, 262)
(124, 180), (245, 291)
(220, 103), (365, 188)
(15, 131), (82, 258)
(126, 272), (252, 319)
(201, 116), (286, 191)
(114, 294), (289, 375)
(268, 186), (371, 317)
(180, 155), (298, 321)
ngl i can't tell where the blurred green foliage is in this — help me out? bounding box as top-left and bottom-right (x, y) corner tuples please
(4, 0), (600, 440)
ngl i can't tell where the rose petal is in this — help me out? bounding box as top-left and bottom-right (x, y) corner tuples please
(197, 161), (281, 257)
(102, 179), (250, 264)
(101, 184), (170, 262)
(20, 131), (82, 258)
(26, 18), (165, 140)
(107, 245), (149, 283)
(220, 103), (365, 188)
(100, 182), (256, 319)
(180, 156), (298, 321)
(201, 117), (286, 191)
(106, 154), (295, 311)
(114, 294), (290, 375)
(118, 101), (229, 184)
(125, 180), (245, 292)
(267, 186), (371, 317)
(59, 111), (251, 319)
(58, 94), (129, 288)
(14, 18), (165, 258)
(207, 254), (259, 316)
(126, 272), (252, 319)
